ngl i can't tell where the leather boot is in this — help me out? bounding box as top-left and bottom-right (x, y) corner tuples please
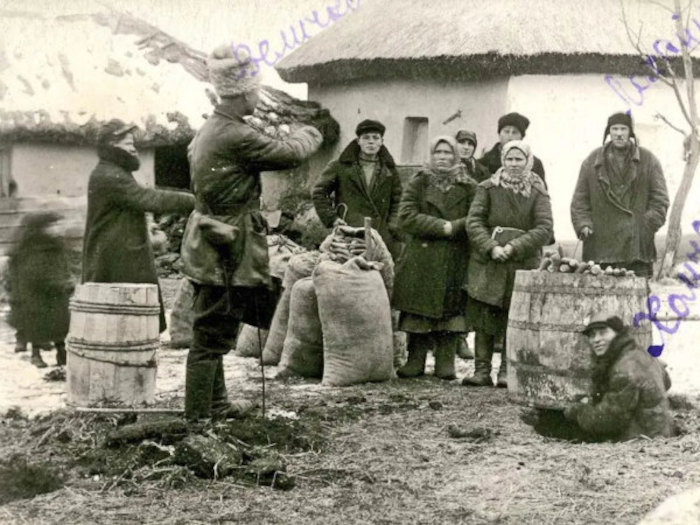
(30, 346), (48, 368)
(496, 339), (508, 388)
(397, 333), (431, 378)
(462, 332), (494, 387)
(433, 332), (457, 380)
(184, 355), (218, 422)
(55, 342), (66, 367)
(456, 336), (474, 360)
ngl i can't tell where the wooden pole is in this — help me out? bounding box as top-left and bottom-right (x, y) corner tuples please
(74, 407), (184, 414)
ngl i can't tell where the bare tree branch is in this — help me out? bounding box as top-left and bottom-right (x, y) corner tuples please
(675, 0), (698, 125)
(654, 112), (687, 134)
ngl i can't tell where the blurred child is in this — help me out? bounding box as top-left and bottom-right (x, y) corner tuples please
(6, 212), (73, 368)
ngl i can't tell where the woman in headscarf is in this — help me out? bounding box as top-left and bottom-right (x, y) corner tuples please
(462, 140), (553, 388)
(392, 136), (477, 380)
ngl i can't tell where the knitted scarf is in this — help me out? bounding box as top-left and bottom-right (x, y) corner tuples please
(492, 140), (537, 198)
(426, 136), (469, 193)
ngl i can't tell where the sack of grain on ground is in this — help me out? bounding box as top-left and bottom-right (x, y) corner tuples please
(234, 323), (269, 358)
(267, 234), (305, 280)
(314, 257), (393, 387)
(262, 251), (321, 365)
(168, 278), (195, 348)
(276, 277), (323, 378)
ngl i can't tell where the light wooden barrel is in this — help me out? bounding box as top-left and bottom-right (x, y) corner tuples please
(66, 283), (160, 407)
(507, 271), (653, 409)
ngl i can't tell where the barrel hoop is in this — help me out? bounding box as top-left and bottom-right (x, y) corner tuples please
(512, 284), (647, 296)
(69, 300), (160, 316)
(67, 346), (157, 368)
(509, 360), (591, 378)
(67, 338), (159, 352)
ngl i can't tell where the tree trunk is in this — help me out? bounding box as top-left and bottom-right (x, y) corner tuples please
(657, 135), (700, 278)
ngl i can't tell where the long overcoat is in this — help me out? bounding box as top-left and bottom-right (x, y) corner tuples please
(392, 171), (476, 319)
(568, 332), (673, 441)
(465, 178), (553, 309)
(311, 141), (403, 258)
(571, 145), (669, 264)
(82, 146), (195, 330)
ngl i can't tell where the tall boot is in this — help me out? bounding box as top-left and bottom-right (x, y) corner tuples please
(397, 333), (431, 378)
(433, 332), (457, 380)
(30, 345), (48, 368)
(184, 354), (218, 422)
(55, 341), (66, 367)
(462, 332), (494, 387)
(496, 335), (508, 388)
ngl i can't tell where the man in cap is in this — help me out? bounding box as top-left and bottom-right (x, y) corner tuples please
(571, 112), (669, 278)
(479, 112), (546, 181)
(179, 44), (323, 422)
(563, 312), (673, 441)
(312, 119), (403, 259)
(82, 119), (195, 332)
(455, 129), (490, 183)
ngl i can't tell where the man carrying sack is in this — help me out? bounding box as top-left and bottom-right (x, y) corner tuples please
(180, 44), (323, 421)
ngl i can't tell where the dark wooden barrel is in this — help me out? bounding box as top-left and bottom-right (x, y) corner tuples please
(507, 271), (653, 409)
(66, 283), (160, 407)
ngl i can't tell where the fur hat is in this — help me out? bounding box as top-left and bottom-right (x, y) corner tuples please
(455, 129), (477, 147)
(207, 43), (261, 98)
(498, 112), (530, 137)
(97, 119), (137, 146)
(355, 119), (386, 137)
(603, 112), (636, 144)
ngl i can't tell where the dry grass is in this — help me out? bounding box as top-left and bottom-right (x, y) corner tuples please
(0, 374), (698, 524)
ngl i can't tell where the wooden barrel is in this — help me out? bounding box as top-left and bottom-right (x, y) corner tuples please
(66, 283), (160, 407)
(507, 271), (653, 409)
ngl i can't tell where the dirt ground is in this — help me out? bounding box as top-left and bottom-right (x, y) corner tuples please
(1, 279), (699, 524)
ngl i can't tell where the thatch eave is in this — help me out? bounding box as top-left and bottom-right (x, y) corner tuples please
(277, 52), (700, 86)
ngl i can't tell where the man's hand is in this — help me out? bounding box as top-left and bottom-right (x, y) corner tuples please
(333, 217), (347, 228)
(491, 246), (508, 262)
(443, 221), (453, 237)
(579, 226), (593, 239)
(503, 244), (514, 258)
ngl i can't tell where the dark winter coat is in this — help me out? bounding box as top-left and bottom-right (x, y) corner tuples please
(392, 170), (477, 319)
(465, 178), (553, 309)
(7, 229), (72, 343)
(567, 331), (673, 441)
(480, 142), (546, 182)
(571, 144), (669, 264)
(311, 141), (403, 258)
(82, 146), (195, 331)
(461, 157), (492, 184)
(180, 103), (322, 287)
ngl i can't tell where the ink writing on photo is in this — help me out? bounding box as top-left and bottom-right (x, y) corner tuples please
(633, 219), (700, 357)
(605, 9), (700, 108)
(228, 0), (360, 79)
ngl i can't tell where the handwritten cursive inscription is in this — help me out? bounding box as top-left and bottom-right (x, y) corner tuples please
(633, 219), (700, 357)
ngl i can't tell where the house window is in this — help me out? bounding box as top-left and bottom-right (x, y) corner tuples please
(0, 146), (11, 197)
(401, 117), (429, 165)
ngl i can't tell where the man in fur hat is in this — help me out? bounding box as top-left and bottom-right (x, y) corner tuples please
(571, 112), (669, 278)
(180, 44), (323, 422)
(311, 118), (403, 259)
(479, 112), (546, 181)
(563, 312), (673, 441)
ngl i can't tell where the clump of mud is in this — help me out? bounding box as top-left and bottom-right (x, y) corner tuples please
(0, 454), (64, 504)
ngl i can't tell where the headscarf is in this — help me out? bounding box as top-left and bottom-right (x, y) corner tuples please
(492, 140), (539, 198)
(425, 136), (467, 193)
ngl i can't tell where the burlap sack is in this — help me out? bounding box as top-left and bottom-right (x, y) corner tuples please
(234, 323), (269, 358)
(168, 278), (195, 348)
(313, 258), (393, 387)
(262, 251), (320, 365)
(277, 277), (323, 378)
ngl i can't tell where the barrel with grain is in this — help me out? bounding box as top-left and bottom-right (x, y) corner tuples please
(67, 283), (160, 407)
(507, 271), (652, 409)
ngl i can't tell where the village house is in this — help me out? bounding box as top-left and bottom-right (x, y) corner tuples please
(0, 3), (337, 254)
(275, 0), (700, 241)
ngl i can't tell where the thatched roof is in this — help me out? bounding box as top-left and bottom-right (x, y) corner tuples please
(0, 4), (339, 147)
(276, 0), (696, 84)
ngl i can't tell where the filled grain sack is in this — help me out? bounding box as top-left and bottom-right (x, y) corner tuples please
(276, 277), (323, 378)
(262, 251), (320, 365)
(234, 323), (269, 358)
(168, 278), (195, 348)
(314, 257), (393, 386)
(267, 234), (305, 280)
